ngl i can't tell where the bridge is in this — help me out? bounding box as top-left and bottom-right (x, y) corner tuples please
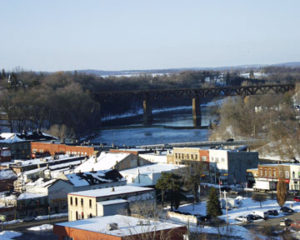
(94, 83), (295, 127)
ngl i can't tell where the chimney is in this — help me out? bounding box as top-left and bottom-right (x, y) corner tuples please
(111, 187), (115, 192)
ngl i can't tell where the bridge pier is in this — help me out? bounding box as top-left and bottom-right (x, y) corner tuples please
(143, 97), (152, 125)
(192, 97), (201, 127)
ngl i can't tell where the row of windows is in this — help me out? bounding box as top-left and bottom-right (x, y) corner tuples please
(175, 153), (208, 162)
(70, 197), (92, 208)
(259, 169), (289, 178)
(211, 157), (225, 163)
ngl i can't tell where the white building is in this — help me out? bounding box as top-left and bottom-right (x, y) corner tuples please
(120, 163), (186, 186)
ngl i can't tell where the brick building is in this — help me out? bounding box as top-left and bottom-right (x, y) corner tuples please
(31, 142), (95, 158)
(54, 215), (187, 240)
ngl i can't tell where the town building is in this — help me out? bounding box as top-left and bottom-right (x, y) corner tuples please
(251, 163), (300, 191)
(0, 169), (17, 192)
(14, 169), (126, 214)
(208, 149), (259, 185)
(68, 186), (155, 221)
(120, 163), (186, 186)
(167, 147), (259, 185)
(31, 142), (95, 158)
(0, 131), (57, 159)
(74, 151), (152, 173)
(54, 215), (187, 240)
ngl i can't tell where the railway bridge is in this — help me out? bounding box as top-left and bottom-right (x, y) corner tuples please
(94, 83), (295, 127)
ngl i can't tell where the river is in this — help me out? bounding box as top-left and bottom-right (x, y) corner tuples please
(90, 103), (219, 146)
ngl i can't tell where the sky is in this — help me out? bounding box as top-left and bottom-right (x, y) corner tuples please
(1, 0), (300, 71)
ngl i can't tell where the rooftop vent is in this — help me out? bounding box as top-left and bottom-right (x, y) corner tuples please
(106, 223), (118, 231)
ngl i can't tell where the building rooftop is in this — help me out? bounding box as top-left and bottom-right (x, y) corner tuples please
(66, 169), (124, 187)
(55, 215), (184, 237)
(74, 152), (130, 173)
(97, 199), (128, 206)
(69, 185), (154, 198)
(120, 163), (185, 175)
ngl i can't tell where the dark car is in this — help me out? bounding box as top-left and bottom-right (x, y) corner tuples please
(280, 206), (295, 214)
(293, 196), (300, 202)
(226, 138), (234, 142)
(220, 186), (231, 192)
(267, 210), (279, 216)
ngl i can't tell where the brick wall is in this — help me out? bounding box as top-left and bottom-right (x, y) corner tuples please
(31, 142), (94, 157)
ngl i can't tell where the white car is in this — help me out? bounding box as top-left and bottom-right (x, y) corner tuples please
(235, 216), (249, 223)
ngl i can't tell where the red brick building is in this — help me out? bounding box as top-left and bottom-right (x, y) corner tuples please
(31, 142), (95, 158)
(54, 215), (187, 240)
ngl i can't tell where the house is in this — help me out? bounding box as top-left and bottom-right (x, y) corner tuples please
(68, 186), (155, 221)
(74, 152), (152, 173)
(54, 214), (187, 240)
(0, 169), (17, 192)
(16, 169), (126, 214)
(120, 163), (186, 186)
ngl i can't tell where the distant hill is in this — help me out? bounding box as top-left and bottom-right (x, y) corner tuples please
(71, 61), (300, 77)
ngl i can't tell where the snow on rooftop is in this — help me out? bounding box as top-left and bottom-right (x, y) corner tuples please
(13, 155), (83, 167)
(74, 152), (130, 173)
(97, 199), (128, 206)
(66, 170), (124, 187)
(17, 192), (47, 200)
(120, 163), (185, 176)
(56, 215), (184, 237)
(0, 169), (17, 180)
(69, 185), (154, 198)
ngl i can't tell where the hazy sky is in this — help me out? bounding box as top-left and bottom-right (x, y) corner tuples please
(1, 0), (300, 71)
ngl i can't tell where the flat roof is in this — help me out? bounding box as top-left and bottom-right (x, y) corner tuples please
(120, 163), (185, 175)
(97, 199), (128, 206)
(69, 185), (154, 198)
(55, 215), (185, 237)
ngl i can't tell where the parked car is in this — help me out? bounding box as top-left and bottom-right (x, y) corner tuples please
(235, 216), (249, 223)
(252, 211), (269, 220)
(293, 196), (300, 202)
(280, 218), (293, 227)
(280, 206), (295, 214)
(267, 210), (279, 216)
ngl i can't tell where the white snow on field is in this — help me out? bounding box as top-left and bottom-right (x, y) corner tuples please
(176, 196), (300, 225)
(27, 224), (53, 231)
(0, 231), (22, 239)
(190, 224), (254, 240)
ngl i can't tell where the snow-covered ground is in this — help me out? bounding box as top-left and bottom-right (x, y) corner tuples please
(0, 231), (22, 240)
(171, 196), (300, 239)
(27, 224), (53, 231)
(176, 196), (300, 225)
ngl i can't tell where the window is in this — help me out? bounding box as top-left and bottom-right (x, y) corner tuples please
(221, 158), (224, 162)
(269, 169), (272, 177)
(293, 171), (295, 179)
(201, 156), (207, 161)
(186, 154), (189, 160)
(264, 170), (267, 177)
(285, 171), (289, 179)
(175, 153), (178, 158)
(75, 197), (78, 206)
(274, 170), (277, 178)
(81, 198), (84, 206)
(260, 169), (263, 176)
(89, 199), (92, 208)
(89, 213), (92, 218)
(76, 211), (78, 220)
(70, 197), (73, 205)
(191, 154), (194, 160)
(195, 155), (198, 160)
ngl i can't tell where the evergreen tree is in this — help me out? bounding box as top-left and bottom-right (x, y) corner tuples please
(156, 172), (183, 210)
(206, 187), (222, 217)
